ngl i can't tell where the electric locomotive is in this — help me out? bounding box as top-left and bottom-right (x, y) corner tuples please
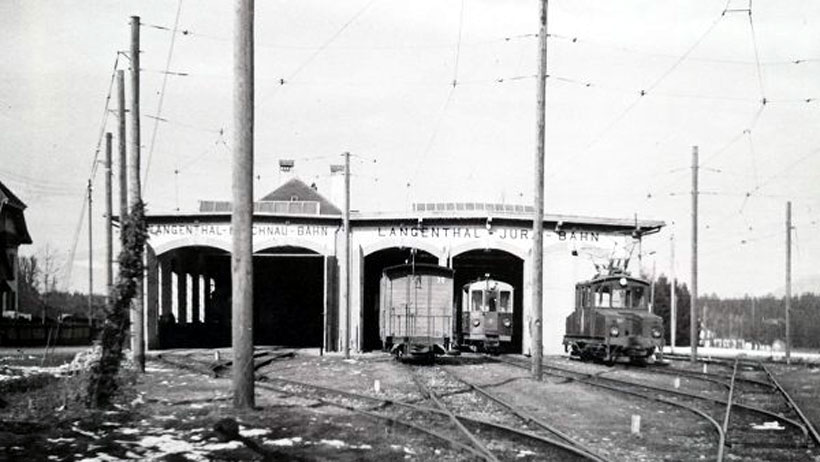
(379, 263), (455, 360)
(459, 277), (514, 352)
(563, 265), (664, 364)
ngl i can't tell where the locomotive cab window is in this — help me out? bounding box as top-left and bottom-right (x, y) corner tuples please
(612, 288), (628, 308)
(498, 291), (511, 312)
(471, 290), (483, 311)
(594, 285), (612, 308)
(632, 285), (647, 309)
(487, 292), (497, 312)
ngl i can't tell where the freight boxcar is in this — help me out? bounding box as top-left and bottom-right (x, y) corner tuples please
(379, 263), (455, 360)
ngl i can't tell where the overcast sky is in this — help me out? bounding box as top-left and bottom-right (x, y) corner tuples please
(2, 0), (819, 297)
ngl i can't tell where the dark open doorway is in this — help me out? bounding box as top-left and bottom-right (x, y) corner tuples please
(452, 249), (524, 353)
(253, 246), (324, 347)
(361, 247), (438, 351)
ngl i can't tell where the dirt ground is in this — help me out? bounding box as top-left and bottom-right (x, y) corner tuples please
(1, 348), (819, 461)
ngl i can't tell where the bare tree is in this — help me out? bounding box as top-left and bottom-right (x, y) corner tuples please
(38, 244), (61, 322)
(17, 254), (40, 314)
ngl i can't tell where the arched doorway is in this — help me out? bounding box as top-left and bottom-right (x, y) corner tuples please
(451, 249), (524, 353)
(154, 245), (231, 349)
(361, 247), (438, 351)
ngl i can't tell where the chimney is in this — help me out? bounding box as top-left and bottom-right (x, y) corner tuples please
(278, 159), (295, 185)
(329, 164), (345, 211)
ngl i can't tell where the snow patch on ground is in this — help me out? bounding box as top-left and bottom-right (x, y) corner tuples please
(239, 428), (270, 437)
(751, 421), (785, 431)
(77, 453), (126, 462)
(265, 436), (303, 447)
(198, 441), (244, 451)
(320, 439), (347, 448)
(138, 434), (196, 453)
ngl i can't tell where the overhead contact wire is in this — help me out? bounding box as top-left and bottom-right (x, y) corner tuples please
(143, 0), (184, 193)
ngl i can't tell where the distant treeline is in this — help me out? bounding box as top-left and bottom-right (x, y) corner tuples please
(14, 289), (106, 324)
(650, 274), (820, 349)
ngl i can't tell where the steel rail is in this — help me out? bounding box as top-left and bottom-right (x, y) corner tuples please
(153, 355), (493, 460)
(664, 353), (771, 370)
(759, 362), (820, 447)
(494, 356), (726, 462)
(261, 374), (606, 461)
(588, 372), (807, 440)
(407, 367), (500, 462)
(650, 358), (773, 389)
(720, 360), (738, 449)
(625, 364), (732, 391)
(441, 366), (609, 462)
(642, 362), (772, 390)
(509, 356), (809, 442)
(255, 381), (492, 461)
(155, 354), (604, 461)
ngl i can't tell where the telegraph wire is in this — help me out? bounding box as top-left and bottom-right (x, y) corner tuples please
(140, 16), (820, 66)
(143, 114), (224, 134)
(546, 6), (729, 185)
(745, 125), (759, 190)
(745, 4), (767, 102)
(175, 130), (229, 173)
(274, 0), (377, 90)
(701, 103), (765, 166)
(451, 0), (466, 87)
(140, 68), (189, 77)
(139, 20), (537, 51)
(88, 54), (121, 180)
(407, 1), (466, 203)
(144, 0), (184, 193)
(64, 53), (121, 291)
(745, 146), (820, 197)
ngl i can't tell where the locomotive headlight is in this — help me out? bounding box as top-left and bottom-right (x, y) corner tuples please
(651, 327), (662, 338)
(473, 319), (481, 327)
(609, 326), (620, 337)
(503, 319), (512, 328)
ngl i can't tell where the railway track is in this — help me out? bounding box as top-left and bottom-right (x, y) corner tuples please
(405, 364), (608, 461)
(658, 354), (820, 448)
(154, 350), (608, 461)
(498, 355), (819, 461)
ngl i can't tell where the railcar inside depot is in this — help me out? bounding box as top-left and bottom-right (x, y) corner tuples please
(142, 163), (663, 356)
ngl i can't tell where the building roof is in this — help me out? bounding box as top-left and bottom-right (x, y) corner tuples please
(0, 180), (27, 210)
(0, 180), (32, 246)
(258, 178), (341, 215)
(352, 208), (664, 236)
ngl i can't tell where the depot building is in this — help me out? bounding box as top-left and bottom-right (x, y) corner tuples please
(142, 164), (663, 355)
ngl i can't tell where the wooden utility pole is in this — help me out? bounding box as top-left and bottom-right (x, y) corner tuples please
(105, 133), (113, 306)
(649, 258), (656, 313)
(343, 151), (351, 359)
(670, 233), (676, 349)
(690, 146), (699, 363)
(232, 0), (255, 409)
(785, 201), (792, 364)
(531, 0), (548, 380)
(117, 70), (127, 236)
(87, 179), (93, 326)
(129, 15), (145, 372)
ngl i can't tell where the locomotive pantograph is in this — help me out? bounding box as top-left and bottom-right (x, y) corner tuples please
(563, 263), (664, 364)
(379, 263), (455, 360)
(459, 276), (514, 353)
